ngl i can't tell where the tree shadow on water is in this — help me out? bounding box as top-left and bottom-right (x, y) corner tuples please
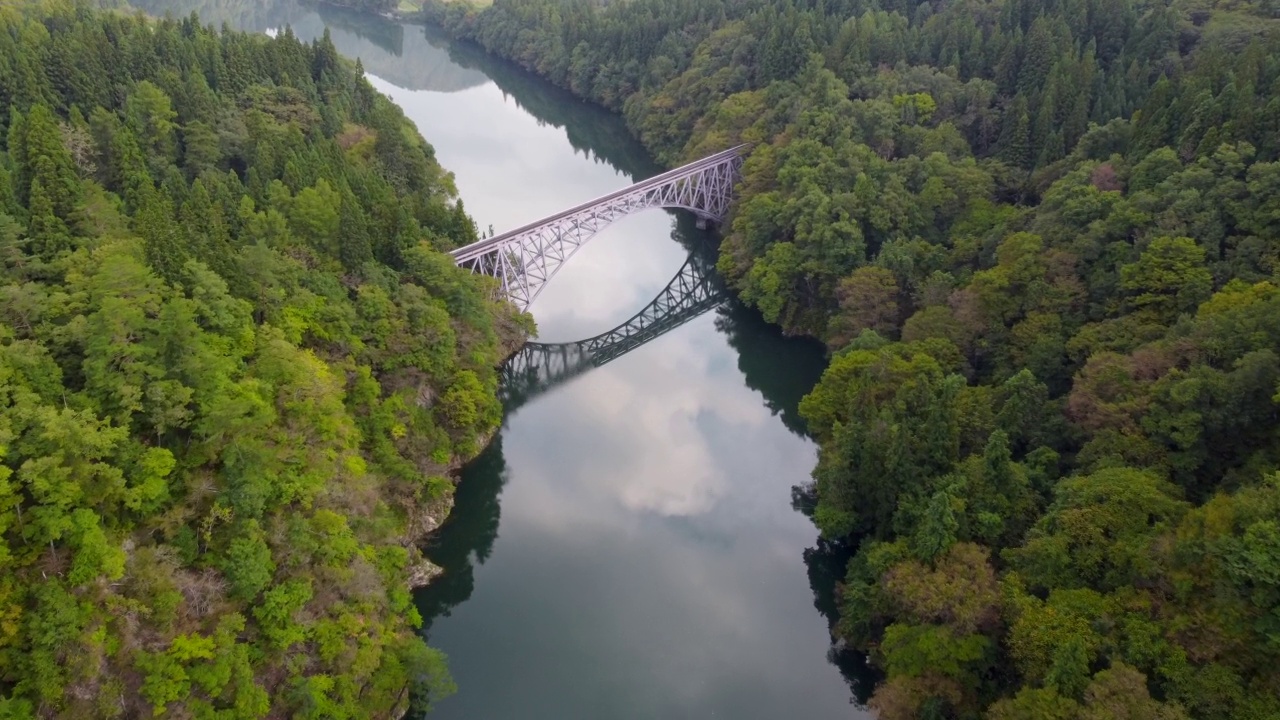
(413, 436), (508, 636)
(789, 418), (881, 708)
(803, 536), (882, 708)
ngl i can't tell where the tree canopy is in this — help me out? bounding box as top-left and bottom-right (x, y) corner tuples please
(0, 2), (528, 716)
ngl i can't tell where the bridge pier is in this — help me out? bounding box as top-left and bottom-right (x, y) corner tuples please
(695, 217), (708, 230)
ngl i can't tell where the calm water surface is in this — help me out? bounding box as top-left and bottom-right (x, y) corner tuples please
(135, 2), (876, 716)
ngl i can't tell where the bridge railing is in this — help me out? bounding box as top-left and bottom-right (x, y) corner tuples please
(449, 144), (748, 263)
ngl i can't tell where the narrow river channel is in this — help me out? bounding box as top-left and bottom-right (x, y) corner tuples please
(134, 2), (876, 716)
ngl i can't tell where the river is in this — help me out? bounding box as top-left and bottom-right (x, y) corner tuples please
(132, 2), (877, 716)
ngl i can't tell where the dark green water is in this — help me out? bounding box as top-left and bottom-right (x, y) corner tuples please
(132, 2), (877, 715)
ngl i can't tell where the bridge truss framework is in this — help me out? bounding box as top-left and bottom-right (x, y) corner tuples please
(450, 145), (746, 311)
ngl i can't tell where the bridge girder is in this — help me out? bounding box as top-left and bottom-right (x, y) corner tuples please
(450, 145), (745, 311)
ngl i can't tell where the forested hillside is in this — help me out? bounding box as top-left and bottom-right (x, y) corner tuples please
(317, 0), (400, 14)
(0, 1), (527, 716)
(426, 0), (1280, 716)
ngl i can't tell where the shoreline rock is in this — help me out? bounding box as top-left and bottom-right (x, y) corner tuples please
(406, 555), (445, 588)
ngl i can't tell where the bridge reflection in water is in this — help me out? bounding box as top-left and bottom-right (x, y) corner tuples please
(500, 250), (724, 412)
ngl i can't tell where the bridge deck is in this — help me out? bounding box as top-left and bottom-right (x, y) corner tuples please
(449, 144), (747, 263)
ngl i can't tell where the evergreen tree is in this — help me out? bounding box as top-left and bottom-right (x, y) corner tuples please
(136, 187), (186, 285)
(26, 157), (73, 262)
(1000, 96), (1033, 169)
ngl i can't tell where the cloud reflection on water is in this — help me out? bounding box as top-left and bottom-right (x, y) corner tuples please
(360, 20), (868, 720)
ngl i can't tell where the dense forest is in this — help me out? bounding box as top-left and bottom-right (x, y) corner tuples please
(293, 0), (401, 15)
(0, 1), (528, 717)
(425, 0), (1280, 716)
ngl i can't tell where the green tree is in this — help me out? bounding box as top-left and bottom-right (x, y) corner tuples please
(1120, 237), (1212, 322)
(288, 179), (340, 252)
(1081, 663), (1189, 720)
(222, 522), (276, 602)
(987, 688), (1082, 720)
(125, 80), (178, 173)
(911, 488), (960, 562)
(1006, 468), (1188, 592)
(135, 188), (187, 285)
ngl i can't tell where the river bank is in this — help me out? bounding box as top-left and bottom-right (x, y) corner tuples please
(362, 24), (867, 720)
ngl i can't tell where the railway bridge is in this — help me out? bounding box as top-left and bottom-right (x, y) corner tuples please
(450, 146), (746, 311)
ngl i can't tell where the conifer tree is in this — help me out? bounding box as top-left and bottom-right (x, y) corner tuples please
(136, 187), (186, 285)
(26, 157), (73, 262)
(9, 104), (80, 218)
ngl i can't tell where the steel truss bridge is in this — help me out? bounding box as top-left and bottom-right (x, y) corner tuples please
(450, 145), (746, 310)
(500, 251), (725, 412)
